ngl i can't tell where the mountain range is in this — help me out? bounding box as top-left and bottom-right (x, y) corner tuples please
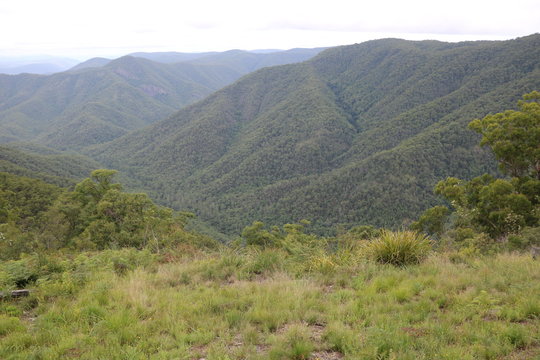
(0, 55), (79, 75)
(89, 35), (540, 234)
(0, 48), (323, 149)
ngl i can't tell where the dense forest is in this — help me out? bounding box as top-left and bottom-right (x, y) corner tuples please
(90, 35), (540, 235)
(0, 145), (99, 187)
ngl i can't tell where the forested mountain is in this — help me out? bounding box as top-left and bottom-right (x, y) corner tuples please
(0, 49), (322, 149)
(0, 144), (100, 187)
(91, 35), (540, 234)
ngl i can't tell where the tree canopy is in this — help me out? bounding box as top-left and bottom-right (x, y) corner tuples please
(469, 91), (540, 179)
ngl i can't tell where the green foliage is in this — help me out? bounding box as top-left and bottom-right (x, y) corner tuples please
(507, 226), (540, 250)
(347, 225), (381, 240)
(436, 176), (538, 238)
(0, 169), (214, 260)
(0, 145), (99, 187)
(469, 91), (540, 179)
(0, 171), (63, 223)
(0, 172), (65, 259)
(429, 93), (540, 244)
(241, 221), (280, 247)
(410, 205), (450, 237)
(367, 230), (432, 266)
(60, 169), (184, 250)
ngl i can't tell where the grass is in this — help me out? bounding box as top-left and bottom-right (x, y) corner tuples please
(366, 230), (432, 266)
(0, 248), (539, 359)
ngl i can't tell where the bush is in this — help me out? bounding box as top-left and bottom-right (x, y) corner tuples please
(367, 230), (432, 266)
(507, 226), (540, 250)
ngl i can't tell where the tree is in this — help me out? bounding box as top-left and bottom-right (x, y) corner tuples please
(410, 205), (449, 237)
(36, 169), (182, 250)
(241, 221), (279, 247)
(416, 93), (540, 241)
(468, 91), (540, 179)
(73, 169), (121, 205)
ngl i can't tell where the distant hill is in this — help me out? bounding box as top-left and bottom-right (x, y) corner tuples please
(68, 57), (111, 72)
(90, 35), (540, 234)
(0, 56), (79, 75)
(128, 51), (219, 64)
(0, 49), (323, 149)
(127, 49), (325, 67)
(184, 48), (327, 73)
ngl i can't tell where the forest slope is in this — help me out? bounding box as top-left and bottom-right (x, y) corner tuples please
(0, 145), (100, 187)
(91, 35), (540, 234)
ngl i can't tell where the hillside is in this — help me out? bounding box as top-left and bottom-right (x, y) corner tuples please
(0, 56), (79, 75)
(91, 35), (540, 234)
(0, 144), (100, 187)
(68, 57), (111, 71)
(0, 50), (322, 149)
(127, 51), (219, 63)
(0, 57), (239, 149)
(183, 48), (327, 73)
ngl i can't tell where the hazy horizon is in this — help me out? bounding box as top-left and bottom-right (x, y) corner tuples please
(1, 0), (538, 61)
(2, 33), (538, 65)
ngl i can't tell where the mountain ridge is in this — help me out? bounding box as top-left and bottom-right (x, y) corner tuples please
(0, 49), (323, 149)
(90, 35), (540, 234)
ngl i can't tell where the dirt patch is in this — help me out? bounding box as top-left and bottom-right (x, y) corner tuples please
(499, 345), (540, 360)
(401, 326), (428, 337)
(256, 344), (270, 353)
(311, 350), (344, 359)
(309, 323), (326, 342)
(191, 344), (208, 359)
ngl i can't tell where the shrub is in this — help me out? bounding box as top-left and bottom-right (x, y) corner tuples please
(367, 230), (432, 266)
(247, 248), (286, 275)
(507, 226), (540, 250)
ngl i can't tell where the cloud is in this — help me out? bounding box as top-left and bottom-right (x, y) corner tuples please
(1, 0), (538, 57)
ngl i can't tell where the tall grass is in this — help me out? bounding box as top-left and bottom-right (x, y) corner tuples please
(0, 249), (539, 359)
(367, 230), (432, 266)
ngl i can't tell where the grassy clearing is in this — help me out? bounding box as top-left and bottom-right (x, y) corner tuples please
(0, 249), (539, 359)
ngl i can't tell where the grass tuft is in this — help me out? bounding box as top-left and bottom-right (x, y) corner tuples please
(367, 230), (432, 266)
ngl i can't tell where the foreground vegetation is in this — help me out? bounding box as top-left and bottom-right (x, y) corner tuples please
(0, 247), (539, 359)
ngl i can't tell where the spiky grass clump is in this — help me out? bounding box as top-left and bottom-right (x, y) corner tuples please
(367, 230), (432, 266)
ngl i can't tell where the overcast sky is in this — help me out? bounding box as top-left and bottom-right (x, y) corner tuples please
(1, 0), (539, 60)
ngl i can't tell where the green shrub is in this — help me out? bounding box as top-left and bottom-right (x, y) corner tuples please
(507, 226), (540, 250)
(0, 315), (25, 336)
(367, 230), (432, 266)
(247, 248), (286, 275)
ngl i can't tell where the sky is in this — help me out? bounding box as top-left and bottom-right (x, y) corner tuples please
(1, 0), (539, 60)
